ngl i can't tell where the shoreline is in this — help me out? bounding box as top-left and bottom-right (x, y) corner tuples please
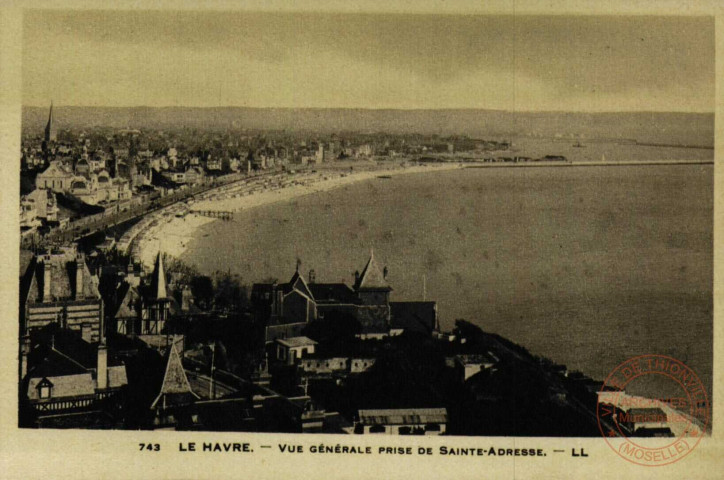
(129, 157), (712, 268)
(131, 162), (463, 268)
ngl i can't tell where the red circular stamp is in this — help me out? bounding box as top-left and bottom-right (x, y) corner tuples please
(596, 354), (710, 466)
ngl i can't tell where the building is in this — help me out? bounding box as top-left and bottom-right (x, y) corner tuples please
(354, 408), (448, 435)
(35, 161), (74, 192)
(300, 357), (376, 375)
(275, 336), (317, 366)
(618, 407), (671, 435)
(161, 171), (186, 184)
(454, 353), (499, 382)
(349, 251), (392, 335)
(252, 269), (319, 343)
(150, 343), (200, 429)
(184, 166), (205, 185)
(69, 174), (98, 204)
(111, 252), (176, 338)
(19, 198), (42, 231)
(20, 326), (128, 428)
(20, 188), (59, 230)
(252, 251), (436, 341)
(21, 247), (104, 352)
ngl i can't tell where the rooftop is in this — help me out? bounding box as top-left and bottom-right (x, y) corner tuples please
(358, 407), (448, 425)
(276, 336), (317, 348)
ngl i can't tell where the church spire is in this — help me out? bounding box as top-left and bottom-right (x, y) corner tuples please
(44, 101), (57, 143)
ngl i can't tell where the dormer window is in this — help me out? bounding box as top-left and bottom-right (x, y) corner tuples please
(37, 378), (53, 399)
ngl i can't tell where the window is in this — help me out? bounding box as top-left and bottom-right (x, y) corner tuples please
(37, 378), (53, 399)
(39, 385), (51, 399)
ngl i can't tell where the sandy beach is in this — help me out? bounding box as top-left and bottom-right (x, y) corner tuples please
(131, 162), (462, 268)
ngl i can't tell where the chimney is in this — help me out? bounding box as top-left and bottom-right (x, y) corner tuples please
(276, 290), (284, 316)
(75, 254), (84, 299)
(97, 344), (108, 390)
(42, 255), (52, 301)
(19, 335), (30, 379)
(309, 269), (316, 284)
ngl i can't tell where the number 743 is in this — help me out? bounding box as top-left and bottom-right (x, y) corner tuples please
(139, 443), (160, 451)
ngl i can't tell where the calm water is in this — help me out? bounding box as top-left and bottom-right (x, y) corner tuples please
(185, 165), (713, 394)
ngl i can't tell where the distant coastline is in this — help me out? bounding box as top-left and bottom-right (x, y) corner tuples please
(20, 106), (714, 147)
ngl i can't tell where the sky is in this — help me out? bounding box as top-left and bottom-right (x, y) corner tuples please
(22, 11), (714, 112)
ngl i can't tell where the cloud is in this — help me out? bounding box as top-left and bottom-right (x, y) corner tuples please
(22, 11), (714, 111)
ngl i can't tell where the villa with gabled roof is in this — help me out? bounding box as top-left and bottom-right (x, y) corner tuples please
(252, 251), (437, 344)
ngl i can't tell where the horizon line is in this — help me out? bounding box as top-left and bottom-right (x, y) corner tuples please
(21, 104), (715, 115)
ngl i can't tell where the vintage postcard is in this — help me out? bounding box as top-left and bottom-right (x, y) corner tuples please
(0, 1), (722, 479)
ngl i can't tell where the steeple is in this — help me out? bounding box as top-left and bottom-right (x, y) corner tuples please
(150, 251), (168, 300)
(44, 101), (57, 143)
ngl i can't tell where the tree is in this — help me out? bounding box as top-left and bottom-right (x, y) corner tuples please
(213, 273), (248, 312)
(190, 276), (214, 310)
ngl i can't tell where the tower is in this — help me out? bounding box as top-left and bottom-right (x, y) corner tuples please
(354, 250), (392, 306)
(44, 101), (57, 144)
(143, 251), (172, 334)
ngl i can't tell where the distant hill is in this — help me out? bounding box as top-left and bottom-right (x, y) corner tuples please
(22, 106), (714, 146)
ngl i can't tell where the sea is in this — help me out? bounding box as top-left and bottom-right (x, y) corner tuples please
(184, 162), (713, 398)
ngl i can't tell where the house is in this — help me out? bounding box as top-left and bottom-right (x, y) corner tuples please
(299, 357), (376, 375)
(251, 251), (437, 341)
(354, 407), (448, 435)
(299, 357), (348, 374)
(275, 336), (317, 366)
(206, 156), (222, 171)
(350, 358), (376, 373)
(132, 165), (153, 189)
(162, 171), (186, 184)
(252, 269), (319, 343)
(454, 353), (498, 382)
(184, 166), (205, 185)
(20, 247), (104, 354)
(20, 325), (127, 428)
(110, 252), (176, 338)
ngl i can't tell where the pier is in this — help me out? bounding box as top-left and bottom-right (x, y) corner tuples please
(190, 209), (234, 220)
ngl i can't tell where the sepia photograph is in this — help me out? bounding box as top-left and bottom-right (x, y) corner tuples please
(3, 3), (722, 478)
